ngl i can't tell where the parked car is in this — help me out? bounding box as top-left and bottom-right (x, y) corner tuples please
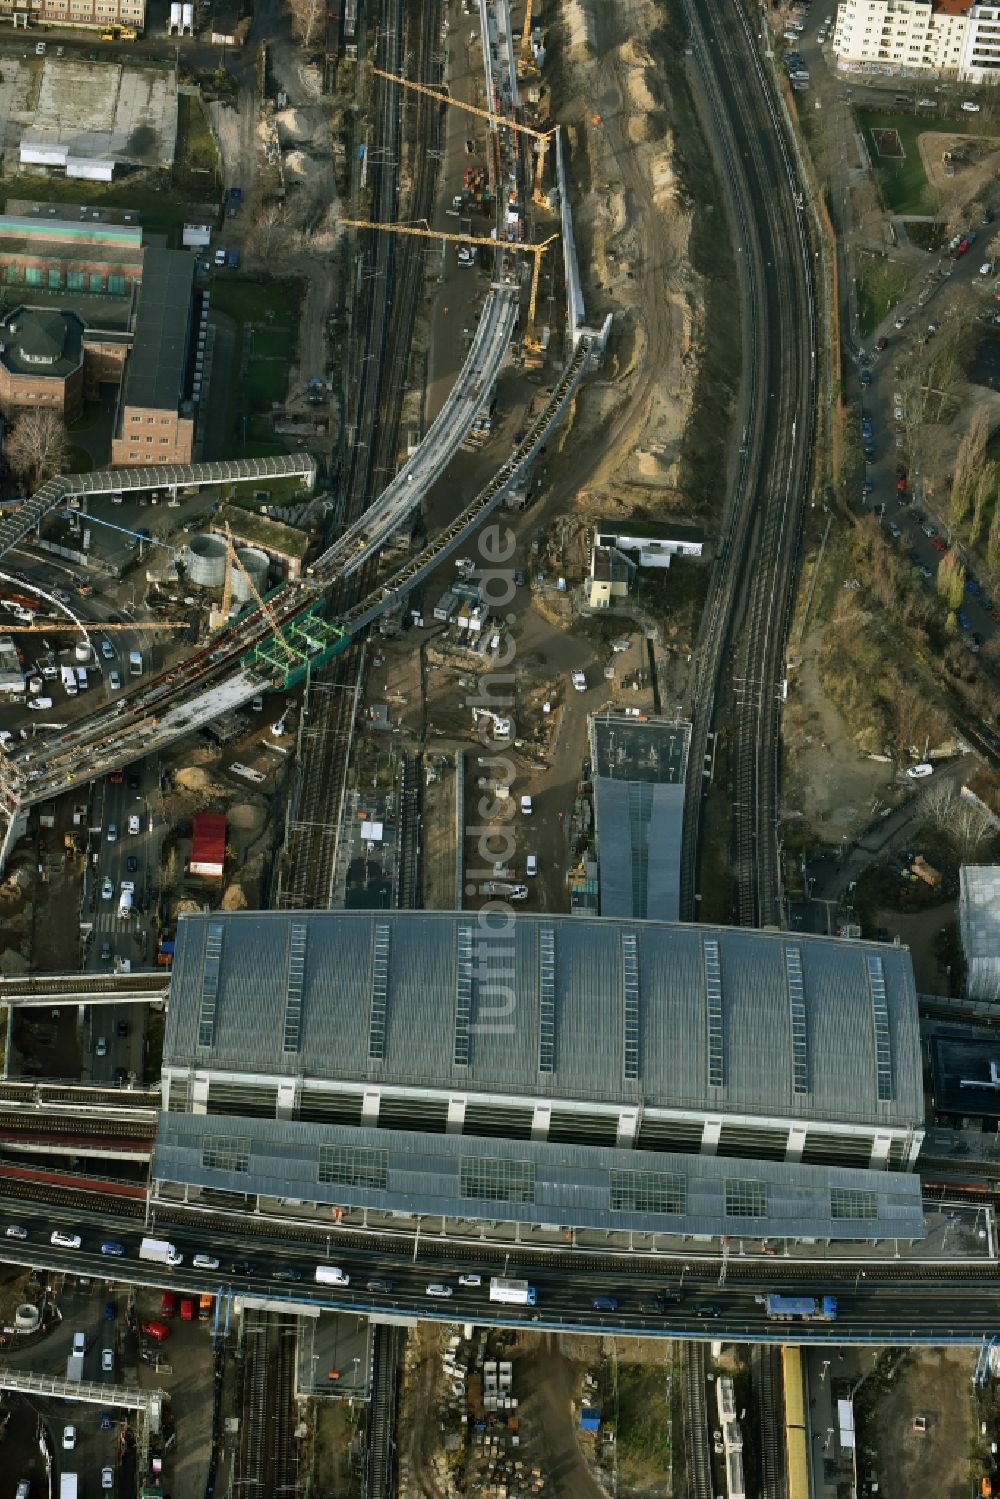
(141, 1319), (171, 1341)
(962, 100), (982, 111)
(907, 763), (934, 779)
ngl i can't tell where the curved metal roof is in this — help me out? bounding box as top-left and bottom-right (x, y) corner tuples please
(163, 911), (924, 1131)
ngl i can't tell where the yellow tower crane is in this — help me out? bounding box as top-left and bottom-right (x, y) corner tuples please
(520, 2), (534, 71)
(373, 67), (557, 205)
(340, 216), (557, 352)
(213, 524), (296, 664)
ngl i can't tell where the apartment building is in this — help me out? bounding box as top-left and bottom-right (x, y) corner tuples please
(961, 3), (1000, 80)
(832, 0), (972, 74)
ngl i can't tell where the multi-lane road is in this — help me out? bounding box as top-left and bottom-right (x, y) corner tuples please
(1, 1200), (998, 1344)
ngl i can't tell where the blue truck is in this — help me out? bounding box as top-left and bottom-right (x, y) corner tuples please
(758, 1293), (837, 1321)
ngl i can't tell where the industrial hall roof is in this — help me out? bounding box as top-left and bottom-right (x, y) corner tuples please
(163, 911), (924, 1131)
(153, 1114), (928, 1243)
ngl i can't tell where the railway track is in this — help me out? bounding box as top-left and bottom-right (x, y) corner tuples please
(0, 1111), (156, 1139)
(366, 1324), (403, 1498)
(235, 1314), (268, 1496)
(751, 1343), (787, 1499)
(276, 0), (441, 910)
(273, 1321), (301, 1495)
(395, 752), (422, 908)
(682, 1340), (713, 1499)
(677, 0), (815, 926)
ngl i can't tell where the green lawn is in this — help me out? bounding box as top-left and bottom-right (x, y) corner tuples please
(173, 93), (221, 195)
(65, 445), (94, 474)
(210, 278), (301, 458)
(857, 109), (969, 215)
(616, 1364), (671, 1491)
(855, 250), (913, 338)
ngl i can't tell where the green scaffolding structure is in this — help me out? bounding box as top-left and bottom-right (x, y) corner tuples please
(242, 605), (352, 689)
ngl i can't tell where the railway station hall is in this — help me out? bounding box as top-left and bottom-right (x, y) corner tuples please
(152, 911), (927, 1250)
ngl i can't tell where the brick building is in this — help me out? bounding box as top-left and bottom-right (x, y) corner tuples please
(111, 249), (196, 466)
(0, 0), (145, 32)
(0, 306), (85, 420)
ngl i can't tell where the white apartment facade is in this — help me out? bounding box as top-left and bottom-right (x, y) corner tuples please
(832, 0), (972, 75)
(961, 4), (1000, 82)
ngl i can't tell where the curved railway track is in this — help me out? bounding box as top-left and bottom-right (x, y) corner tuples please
(677, 0), (815, 927)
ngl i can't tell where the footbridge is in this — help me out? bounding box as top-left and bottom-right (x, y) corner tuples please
(0, 454), (318, 565)
(0, 970), (169, 1007)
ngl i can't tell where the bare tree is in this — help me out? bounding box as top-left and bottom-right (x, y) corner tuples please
(247, 202), (288, 261)
(971, 461), (997, 547)
(6, 408), (69, 489)
(937, 549), (966, 611)
(921, 780), (999, 859)
(988, 500), (1000, 580)
(288, 0), (322, 50)
(953, 798), (999, 861)
(950, 405), (991, 527)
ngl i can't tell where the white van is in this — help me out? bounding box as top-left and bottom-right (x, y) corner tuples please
(520, 794), (532, 816)
(75, 666), (87, 691)
(526, 855), (538, 877)
(315, 1265), (350, 1286)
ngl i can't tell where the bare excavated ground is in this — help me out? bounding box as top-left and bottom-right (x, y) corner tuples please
(544, 0), (705, 522)
(784, 625), (894, 844)
(867, 1347), (976, 1499)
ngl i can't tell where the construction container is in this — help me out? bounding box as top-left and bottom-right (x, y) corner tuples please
(185, 533), (228, 588)
(231, 546), (269, 603)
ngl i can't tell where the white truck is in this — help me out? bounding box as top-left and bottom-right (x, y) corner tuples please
(65, 1352), (84, 1381)
(139, 1236), (182, 1267)
(489, 1277), (537, 1307)
(60, 1476), (79, 1499)
(60, 665), (77, 697)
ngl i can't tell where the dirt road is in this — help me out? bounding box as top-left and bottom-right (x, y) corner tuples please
(516, 1335), (610, 1499)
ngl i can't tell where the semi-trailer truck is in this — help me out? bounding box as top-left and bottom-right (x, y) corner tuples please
(489, 1277), (537, 1306)
(139, 1236), (183, 1267)
(758, 1293), (837, 1321)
